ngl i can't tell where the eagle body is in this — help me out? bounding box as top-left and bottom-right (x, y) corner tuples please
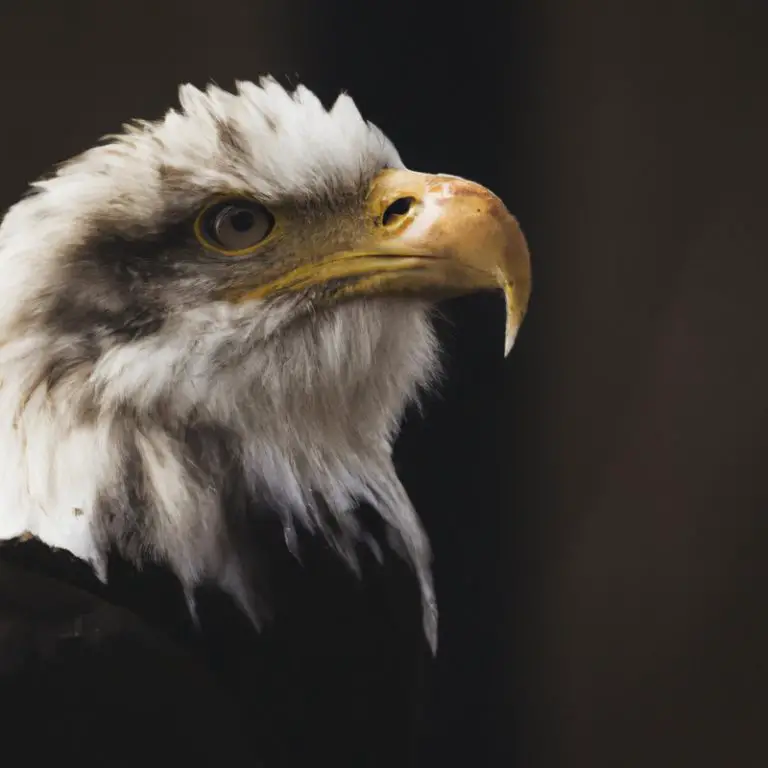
(0, 79), (530, 765)
(0, 82), (440, 638)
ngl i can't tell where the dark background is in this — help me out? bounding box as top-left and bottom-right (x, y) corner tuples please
(2, 1), (767, 766)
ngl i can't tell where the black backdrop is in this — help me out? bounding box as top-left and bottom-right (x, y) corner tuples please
(1, 1), (767, 766)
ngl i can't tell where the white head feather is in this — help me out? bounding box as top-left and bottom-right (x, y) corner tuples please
(0, 79), (441, 647)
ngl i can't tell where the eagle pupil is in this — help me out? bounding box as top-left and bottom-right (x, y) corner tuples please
(230, 209), (255, 232)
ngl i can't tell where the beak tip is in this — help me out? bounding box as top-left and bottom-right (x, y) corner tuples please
(504, 329), (515, 357)
(501, 273), (526, 358)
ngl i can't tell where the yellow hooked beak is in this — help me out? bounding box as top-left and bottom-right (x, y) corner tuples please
(245, 169), (531, 355)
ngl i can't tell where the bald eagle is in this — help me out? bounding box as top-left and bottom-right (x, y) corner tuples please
(0, 79), (529, 764)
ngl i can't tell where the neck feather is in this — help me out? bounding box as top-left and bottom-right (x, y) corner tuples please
(0, 298), (441, 648)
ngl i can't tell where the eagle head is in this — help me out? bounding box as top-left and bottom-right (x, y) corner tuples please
(0, 78), (530, 649)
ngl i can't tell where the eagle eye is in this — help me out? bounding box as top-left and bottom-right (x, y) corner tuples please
(196, 198), (275, 254)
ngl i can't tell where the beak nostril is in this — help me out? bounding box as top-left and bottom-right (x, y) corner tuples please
(381, 196), (416, 227)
